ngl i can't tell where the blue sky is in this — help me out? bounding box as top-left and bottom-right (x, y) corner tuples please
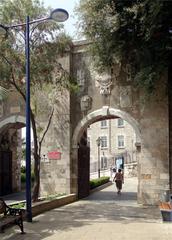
(43, 0), (79, 39)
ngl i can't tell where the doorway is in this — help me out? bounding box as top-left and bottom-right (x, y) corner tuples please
(0, 151), (12, 196)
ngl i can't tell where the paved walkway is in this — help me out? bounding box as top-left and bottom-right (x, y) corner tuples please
(3, 191), (26, 205)
(1, 178), (172, 240)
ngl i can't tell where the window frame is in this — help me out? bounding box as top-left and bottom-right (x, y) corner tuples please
(100, 135), (108, 149)
(117, 135), (125, 149)
(100, 120), (108, 129)
(117, 118), (124, 128)
(101, 156), (108, 169)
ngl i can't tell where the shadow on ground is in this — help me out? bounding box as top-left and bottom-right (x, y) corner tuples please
(2, 188), (162, 240)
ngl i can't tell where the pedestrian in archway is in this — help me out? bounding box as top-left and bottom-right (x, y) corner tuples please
(113, 169), (123, 194)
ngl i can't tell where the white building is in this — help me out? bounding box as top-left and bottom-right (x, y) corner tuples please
(87, 118), (137, 176)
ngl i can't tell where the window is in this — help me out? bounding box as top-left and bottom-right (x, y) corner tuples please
(101, 156), (108, 169)
(117, 135), (125, 148)
(100, 120), (107, 128)
(100, 136), (108, 148)
(117, 118), (124, 128)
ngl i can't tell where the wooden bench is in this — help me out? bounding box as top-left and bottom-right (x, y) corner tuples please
(0, 198), (24, 233)
(159, 201), (172, 222)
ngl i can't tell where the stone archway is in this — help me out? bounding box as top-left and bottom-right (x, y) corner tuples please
(0, 115), (25, 195)
(0, 115), (25, 131)
(72, 106), (141, 147)
(71, 106), (141, 200)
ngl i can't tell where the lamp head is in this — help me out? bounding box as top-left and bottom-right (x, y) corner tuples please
(50, 8), (69, 22)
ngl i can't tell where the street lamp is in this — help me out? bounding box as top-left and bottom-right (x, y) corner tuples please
(0, 8), (68, 222)
(96, 137), (101, 178)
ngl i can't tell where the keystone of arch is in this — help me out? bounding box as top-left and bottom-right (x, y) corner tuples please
(72, 106), (141, 148)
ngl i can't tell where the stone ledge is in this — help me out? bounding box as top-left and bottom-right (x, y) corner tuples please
(32, 194), (77, 217)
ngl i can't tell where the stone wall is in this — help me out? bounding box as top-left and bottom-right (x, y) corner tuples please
(124, 162), (137, 178)
(71, 41), (169, 205)
(39, 54), (71, 197)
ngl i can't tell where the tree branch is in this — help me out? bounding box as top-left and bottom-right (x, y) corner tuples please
(0, 53), (26, 101)
(10, 70), (26, 101)
(39, 106), (54, 151)
(0, 53), (13, 66)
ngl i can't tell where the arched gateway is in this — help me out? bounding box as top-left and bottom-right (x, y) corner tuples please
(0, 91), (25, 195)
(68, 41), (170, 205)
(71, 107), (142, 200)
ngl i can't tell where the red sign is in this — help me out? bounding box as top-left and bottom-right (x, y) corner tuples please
(48, 151), (61, 160)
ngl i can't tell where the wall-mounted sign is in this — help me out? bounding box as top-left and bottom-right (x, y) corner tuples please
(48, 151), (61, 160)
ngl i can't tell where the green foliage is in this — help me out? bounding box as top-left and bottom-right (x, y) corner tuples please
(0, 86), (9, 100)
(10, 202), (26, 209)
(21, 170), (35, 183)
(0, 0), (73, 92)
(76, 0), (172, 91)
(21, 166), (26, 173)
(21, 172), (26, 183)
(21, 148), (26, 159)
(90, 176), (110, 190)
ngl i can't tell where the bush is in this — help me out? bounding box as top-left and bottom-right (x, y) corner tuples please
(21, 171), (35, 183)
(21, 166), (26, 173)
(90, 176), (110, 190)
(21, 172), (26, 183)
(10, 202), (26, 209)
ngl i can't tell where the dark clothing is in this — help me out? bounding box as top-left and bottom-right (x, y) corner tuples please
(115, 180), (122, 190)
(114, 171), (123, 193)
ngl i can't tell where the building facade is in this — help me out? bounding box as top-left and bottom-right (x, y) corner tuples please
(87, 118), (137, 176)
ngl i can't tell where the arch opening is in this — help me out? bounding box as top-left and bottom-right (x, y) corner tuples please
(0, 115), (26, 196)
(71, 107), (141, 201)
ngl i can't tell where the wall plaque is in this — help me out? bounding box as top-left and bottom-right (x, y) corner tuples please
(48, 151), (61, 160)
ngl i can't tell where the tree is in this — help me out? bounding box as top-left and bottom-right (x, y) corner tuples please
(0, 86), (9, 100)
(0, 0), (73, 201)
(76, 0), (172, 92)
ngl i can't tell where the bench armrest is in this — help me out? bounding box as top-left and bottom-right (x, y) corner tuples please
(8, 208), (24, 216)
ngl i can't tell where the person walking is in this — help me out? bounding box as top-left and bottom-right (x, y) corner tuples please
(111, 167), (116, 181)
(114, 169), (123, 194)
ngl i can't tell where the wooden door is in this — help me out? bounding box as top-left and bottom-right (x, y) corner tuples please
(0, 151), (12, 196)
(78, 145), (90, 199)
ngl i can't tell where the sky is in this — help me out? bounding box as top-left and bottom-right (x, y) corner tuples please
(43, 0), (80, 39)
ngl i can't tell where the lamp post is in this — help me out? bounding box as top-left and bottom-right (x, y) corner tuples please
(0, 8), (69, 222)
(96, 137), (101, 178)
